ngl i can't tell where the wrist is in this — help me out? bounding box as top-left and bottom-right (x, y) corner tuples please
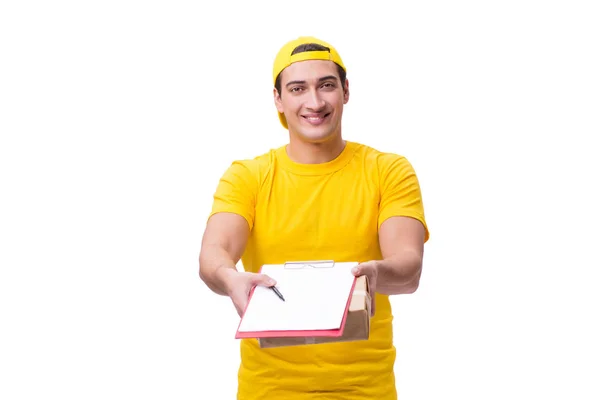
(373, 259), (384, 274)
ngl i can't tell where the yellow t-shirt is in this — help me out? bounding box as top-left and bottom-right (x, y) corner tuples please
(209, 141), (429, 400)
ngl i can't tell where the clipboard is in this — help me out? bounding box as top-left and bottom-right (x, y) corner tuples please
(235, 260), (358, 339)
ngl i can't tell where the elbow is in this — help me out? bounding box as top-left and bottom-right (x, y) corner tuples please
(404, 279), (420, 294)
(198, 252), (208, 283)
(381, 251), (423, 295)
(404, 264), (422, 294)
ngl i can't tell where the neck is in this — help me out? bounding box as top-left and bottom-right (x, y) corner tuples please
(286, 135), (346, 164)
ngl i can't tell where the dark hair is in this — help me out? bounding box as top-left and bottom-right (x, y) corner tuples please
(274, 43), (347, 96)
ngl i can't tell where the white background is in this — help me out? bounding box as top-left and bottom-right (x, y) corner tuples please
(1, 1), (599, 399)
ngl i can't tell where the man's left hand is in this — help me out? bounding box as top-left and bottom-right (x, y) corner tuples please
(352, 261), (379, 316)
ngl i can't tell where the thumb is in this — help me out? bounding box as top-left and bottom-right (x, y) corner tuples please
(251, 273), (276, 287)
(352, 261), (376, 276)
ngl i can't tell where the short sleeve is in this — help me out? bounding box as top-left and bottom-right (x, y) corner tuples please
(209, 160), (258, 231)
(378, 154), (430, 242)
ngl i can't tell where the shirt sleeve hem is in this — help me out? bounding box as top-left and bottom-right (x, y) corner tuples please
(378, 209), (430, 243)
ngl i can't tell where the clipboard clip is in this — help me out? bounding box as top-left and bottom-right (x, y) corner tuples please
(284, 260), (335, 269)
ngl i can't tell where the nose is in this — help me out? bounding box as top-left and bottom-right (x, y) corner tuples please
(305, 87), (326, 111)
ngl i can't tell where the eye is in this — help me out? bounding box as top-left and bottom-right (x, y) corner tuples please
(321, 82), (336, 89)
(290, 87), (303, 93)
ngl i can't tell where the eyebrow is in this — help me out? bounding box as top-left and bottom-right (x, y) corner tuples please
(285, 75), (338, 88)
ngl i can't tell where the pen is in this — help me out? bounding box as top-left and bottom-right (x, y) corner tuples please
(270, 286), (285, 302)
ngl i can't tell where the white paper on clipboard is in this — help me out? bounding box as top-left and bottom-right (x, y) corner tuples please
(237, 261), (358, 333)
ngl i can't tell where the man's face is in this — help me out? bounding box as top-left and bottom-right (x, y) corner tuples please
(274, 60), (349, 144)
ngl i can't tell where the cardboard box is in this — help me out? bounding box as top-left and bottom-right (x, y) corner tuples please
(257, 275), (372, 348)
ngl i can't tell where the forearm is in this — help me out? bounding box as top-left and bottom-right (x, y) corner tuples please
(199, 244), (238, 296)
(376, 250), (423, 295)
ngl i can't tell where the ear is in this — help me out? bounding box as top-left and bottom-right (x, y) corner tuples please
(343, 79), (350, 104)
(273, 88), (284, 113)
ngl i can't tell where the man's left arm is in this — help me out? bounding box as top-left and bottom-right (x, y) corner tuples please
(352, 154), (429, 299)
(371, 216), (425, 294)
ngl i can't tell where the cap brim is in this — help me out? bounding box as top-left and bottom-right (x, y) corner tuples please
(278, 111), (288, 129)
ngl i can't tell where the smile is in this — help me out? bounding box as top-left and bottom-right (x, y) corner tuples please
(301, 113), (331, 125)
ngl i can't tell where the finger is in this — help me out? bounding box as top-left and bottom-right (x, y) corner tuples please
(232, 297), (245, 317)
(371, 296), (376, 317)
(251, 273), (276, 287)
(352, 261), (375, 276)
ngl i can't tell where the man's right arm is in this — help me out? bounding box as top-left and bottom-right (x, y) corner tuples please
(198, 212), (250, 296)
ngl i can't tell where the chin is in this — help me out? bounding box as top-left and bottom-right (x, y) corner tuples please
(293, 122), (340, 143)
(297, 130), (336, 143)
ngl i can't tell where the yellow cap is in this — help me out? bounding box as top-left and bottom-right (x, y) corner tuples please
(272, 36), (346, 129)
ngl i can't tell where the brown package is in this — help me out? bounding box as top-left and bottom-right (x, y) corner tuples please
(257, 275), (372, 348)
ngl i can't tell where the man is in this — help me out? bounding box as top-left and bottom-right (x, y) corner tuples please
(199, 36), (429, 400)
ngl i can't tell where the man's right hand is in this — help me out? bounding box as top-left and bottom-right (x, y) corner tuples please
(219, 268), (277, 317)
